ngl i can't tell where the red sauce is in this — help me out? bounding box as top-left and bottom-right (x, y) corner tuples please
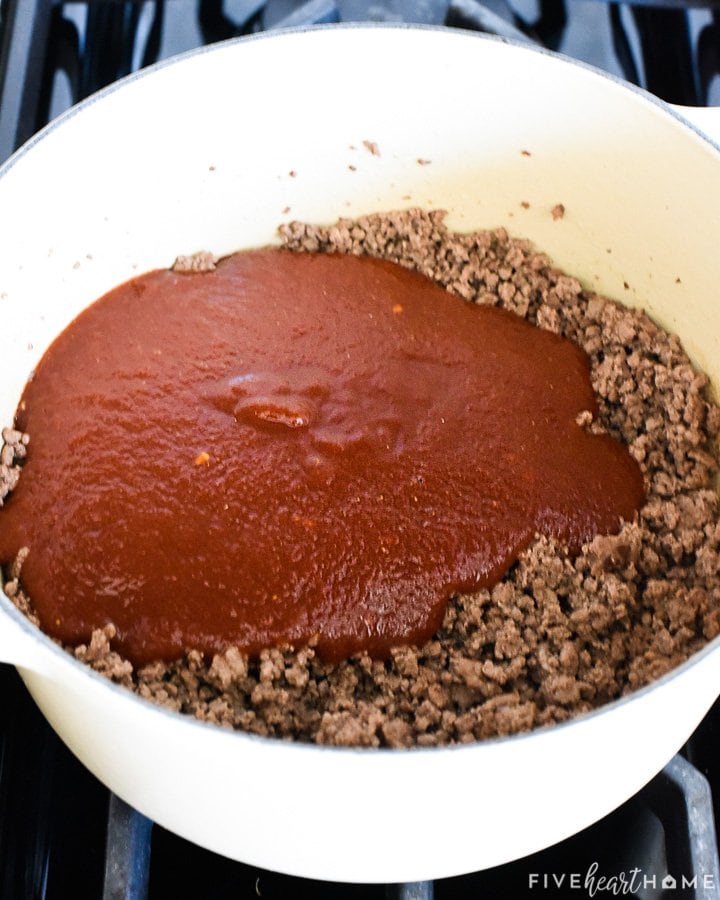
(0, 249), (644, 666)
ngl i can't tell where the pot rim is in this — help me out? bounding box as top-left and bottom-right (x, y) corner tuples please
(1, 21), (718, 758)
(1, 22), (718, 183)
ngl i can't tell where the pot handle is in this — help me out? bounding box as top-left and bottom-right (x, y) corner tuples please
(670, 104), (720, 147)
(0, 594), (53, 675)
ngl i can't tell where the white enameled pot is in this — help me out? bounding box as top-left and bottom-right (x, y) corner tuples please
(0, 25), (719, 884)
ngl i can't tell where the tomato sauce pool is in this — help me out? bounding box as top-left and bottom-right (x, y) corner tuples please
(0, 249), (644, 666)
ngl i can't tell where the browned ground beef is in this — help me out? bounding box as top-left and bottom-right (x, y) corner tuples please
(2, 208), (719, 747)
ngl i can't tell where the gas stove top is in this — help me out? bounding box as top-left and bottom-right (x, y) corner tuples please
(0, 3), (719, 898)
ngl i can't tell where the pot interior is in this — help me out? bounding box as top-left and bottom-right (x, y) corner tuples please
(0, 27), (719, 425)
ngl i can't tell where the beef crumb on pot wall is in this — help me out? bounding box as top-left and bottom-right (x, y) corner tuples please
(1, 209), (719, 748)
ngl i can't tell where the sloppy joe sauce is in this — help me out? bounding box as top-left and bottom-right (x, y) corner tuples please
(0, 249), (644, 666)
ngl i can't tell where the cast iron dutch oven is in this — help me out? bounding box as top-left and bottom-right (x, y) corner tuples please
(0, 25), (719, 883)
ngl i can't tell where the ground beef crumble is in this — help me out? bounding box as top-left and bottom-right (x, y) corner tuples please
(2, 208), (719, 748)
